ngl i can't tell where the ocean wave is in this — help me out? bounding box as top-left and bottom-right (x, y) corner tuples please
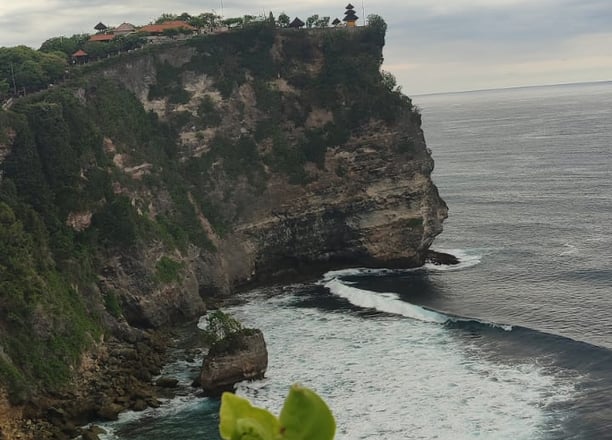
(324, 277), (512, 331)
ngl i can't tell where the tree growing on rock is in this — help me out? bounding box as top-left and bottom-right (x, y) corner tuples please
(201, 310), (243, 345)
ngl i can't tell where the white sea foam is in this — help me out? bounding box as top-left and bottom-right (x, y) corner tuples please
(323, 268), (512, 331)
(322, 267), (405, 280)
(324, 278), (448, 324)
(227, 292), (576, 440)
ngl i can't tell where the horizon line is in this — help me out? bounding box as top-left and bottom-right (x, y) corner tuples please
(411, 79), (612, 98)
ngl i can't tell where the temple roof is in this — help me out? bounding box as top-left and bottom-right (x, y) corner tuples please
(72, 49), (88, 57)
(89, 34), (114, 42)
(94, 22), (107, 31)
(140, 20), (196, 34)
(343, 10), (358, 21)
(289, 17), (305, 28)
(115, 23), (136, 32)
(345, 3), (355, 9)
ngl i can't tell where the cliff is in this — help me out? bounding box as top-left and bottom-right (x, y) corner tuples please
(0, 21), (446, 435)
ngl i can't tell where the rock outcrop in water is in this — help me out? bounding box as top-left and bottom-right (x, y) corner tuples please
(0, 21), (446, 437)
(200, 329), (268, 395)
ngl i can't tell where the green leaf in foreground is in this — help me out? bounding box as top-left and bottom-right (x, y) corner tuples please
(219, 385), (336, 440)
(219, 392), (280, 440)
(279, 384), (336, 440)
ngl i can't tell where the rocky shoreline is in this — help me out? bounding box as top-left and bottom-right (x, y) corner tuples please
(1, 326), (192, 440)
(1, 250), (461, 440)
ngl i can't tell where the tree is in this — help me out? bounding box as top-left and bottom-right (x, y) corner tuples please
(39, 52), (66, 82)
(82, 41), (108, 60)
(154, 13), (178, 24)
(15, 60), (45, 91)
(39, 34), (89, 58)
(367, 14), (387, 33)
(190, 12), (221, 31)
(381, 70), (397, 91)
(366, 14), (387, 46)
(0, 79), (9, 98)
(201, 310), (243, 345)
(222, 17), (244, 29)
(315, 16), (330, 28)
(243, 15), (257, 25)
(268, 11), (275, 25)
(178, 12), (191, 22)
(306, 14), (319, 29)
(278, 12), (290, 28)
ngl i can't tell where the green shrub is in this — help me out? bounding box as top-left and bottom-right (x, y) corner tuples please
(155, 256), (184, 284)
(103, 290), (123, 317)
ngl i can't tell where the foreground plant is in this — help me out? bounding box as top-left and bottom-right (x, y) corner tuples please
(220, 384), (335, 440)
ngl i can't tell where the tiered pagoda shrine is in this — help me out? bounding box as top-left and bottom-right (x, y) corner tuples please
(343, 4), (358, 27)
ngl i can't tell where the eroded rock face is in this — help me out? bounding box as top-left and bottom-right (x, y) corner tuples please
(229, 121), (447, 284)
(94, 31), (448, 302)
(200, 330), (268, 395)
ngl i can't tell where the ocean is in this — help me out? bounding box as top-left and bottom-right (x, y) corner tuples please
(100, 81), (612, 440)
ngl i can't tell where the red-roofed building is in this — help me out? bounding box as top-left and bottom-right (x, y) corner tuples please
(71, 49), (88, 64)
(139, 20), (196, 34)
(89, 33), (115, 42)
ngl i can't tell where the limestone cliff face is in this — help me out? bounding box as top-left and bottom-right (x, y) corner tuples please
(229, 120), (446, 283)
(96, 26), (447, 308)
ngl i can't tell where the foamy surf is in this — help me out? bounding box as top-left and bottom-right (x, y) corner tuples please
(324, 278), (448, 323)
(228, 289), (576, 440)
(323, 275), (512, 331)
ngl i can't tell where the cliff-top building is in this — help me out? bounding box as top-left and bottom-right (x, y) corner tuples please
(343, 3), (358, 27)
(289, 17), (305, 28)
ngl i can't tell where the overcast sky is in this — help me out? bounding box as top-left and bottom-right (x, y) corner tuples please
(1, 0), (612, 94)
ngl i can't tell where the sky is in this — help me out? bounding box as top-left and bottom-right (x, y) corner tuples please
(1, 0), (612, 95)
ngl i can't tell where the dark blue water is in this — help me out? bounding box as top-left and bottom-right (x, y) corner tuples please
(102, 82), (612, 439)
(417, 82), (612, 349)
